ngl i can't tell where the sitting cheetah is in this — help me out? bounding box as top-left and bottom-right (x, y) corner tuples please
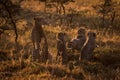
(67, 27), (86, 51)
(80, 31), (96, 61)
(56, 32), (67, 64)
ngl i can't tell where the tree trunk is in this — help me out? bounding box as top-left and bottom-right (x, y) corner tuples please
(0, 1), (18, 51)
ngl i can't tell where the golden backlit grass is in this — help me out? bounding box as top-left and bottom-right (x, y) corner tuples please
(0, 0), (120, 79)
(0, 25), (120, 80)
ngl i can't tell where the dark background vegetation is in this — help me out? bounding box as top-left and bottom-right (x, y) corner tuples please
(0, 0), (120, 80)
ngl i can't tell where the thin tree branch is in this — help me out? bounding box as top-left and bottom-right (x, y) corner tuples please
(0, 1), (18, 50)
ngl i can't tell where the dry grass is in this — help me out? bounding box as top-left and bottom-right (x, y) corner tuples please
(0, 25), (120, 79)
(0, 0), (120, 80)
